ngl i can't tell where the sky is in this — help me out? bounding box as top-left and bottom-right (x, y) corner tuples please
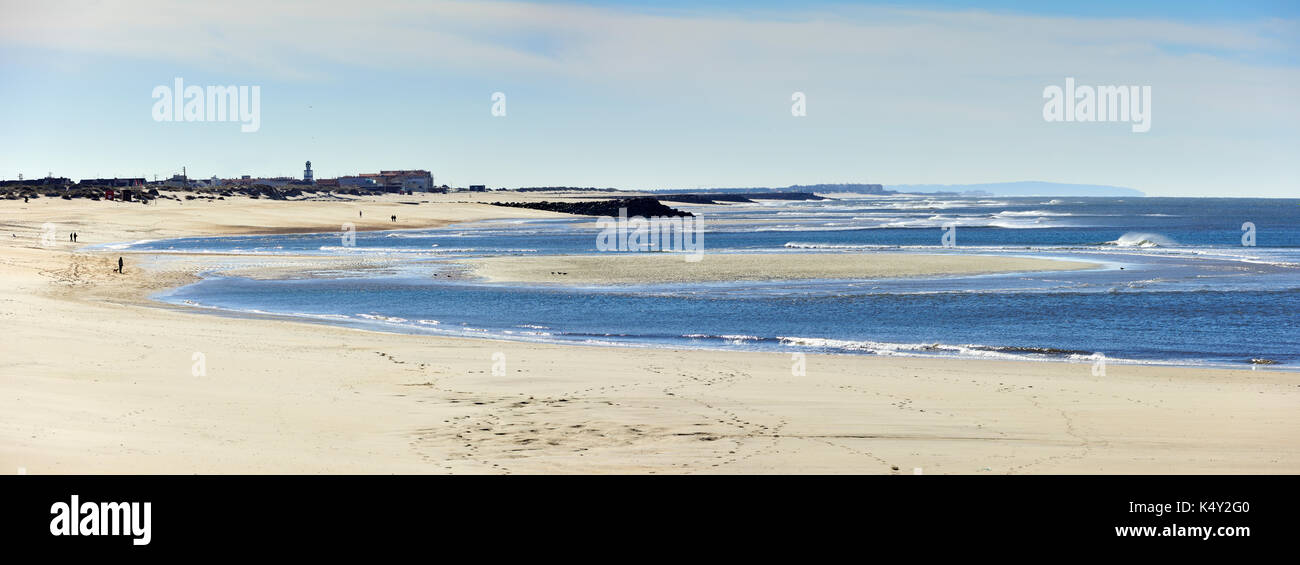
(0, 0), (1297, 196)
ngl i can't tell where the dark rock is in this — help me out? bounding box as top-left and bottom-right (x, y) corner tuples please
(491, 197), (691, 217)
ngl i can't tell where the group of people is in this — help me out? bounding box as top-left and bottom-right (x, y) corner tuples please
(68, 232), (78, 242)
(358, 211), (398, 222)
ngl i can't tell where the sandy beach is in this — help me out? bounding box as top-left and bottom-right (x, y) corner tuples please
(1, 195), (1297, 474)
(465, 253), (1098, 284)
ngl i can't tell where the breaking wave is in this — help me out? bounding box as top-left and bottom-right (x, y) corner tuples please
(1105, 232), (1178, 248)
(776, 336), (1101, 361)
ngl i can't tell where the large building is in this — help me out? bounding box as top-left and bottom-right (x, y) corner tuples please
(303, 161), (314, 184)
(355, 170), (434, 192)
(338, 176), (377, 188)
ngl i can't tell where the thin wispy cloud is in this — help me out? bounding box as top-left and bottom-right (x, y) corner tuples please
(0, 0), (1296, 194)
(4, 1), (1293, 79)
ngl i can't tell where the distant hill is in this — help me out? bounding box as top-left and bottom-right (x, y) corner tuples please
(886, 181), (1143, 197)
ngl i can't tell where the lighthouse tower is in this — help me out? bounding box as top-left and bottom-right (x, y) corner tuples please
(303, 161), (314, 183)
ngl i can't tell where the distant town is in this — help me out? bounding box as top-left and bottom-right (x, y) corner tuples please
(0, 162), (887, 203)
(1, 162), (456, 192)
(0, 165), (1143, 201)
(0, 161), (507, 201)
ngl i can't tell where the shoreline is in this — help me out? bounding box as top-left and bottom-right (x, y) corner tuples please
(122, 237), (1264, 371)
(2, 196), (1297, 474)
(151, 301), (1300, 373)
(147, 277), (1290, 373)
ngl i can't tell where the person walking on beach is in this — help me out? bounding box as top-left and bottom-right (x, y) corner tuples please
(391, 214), (396, 222)
(117, 257), (123, 274)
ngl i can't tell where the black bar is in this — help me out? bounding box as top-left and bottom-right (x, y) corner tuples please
(2, 475), (1288, 555)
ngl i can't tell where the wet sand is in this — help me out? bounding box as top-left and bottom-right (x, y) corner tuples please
(1, 195), (1296, 474)
(464, 253), (1098, 284)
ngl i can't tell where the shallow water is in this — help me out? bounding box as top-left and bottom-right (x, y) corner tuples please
(109, 196), (1300, 368)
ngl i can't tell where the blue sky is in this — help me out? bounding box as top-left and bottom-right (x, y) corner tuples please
(1, 0), (1297, 196)
(570, 0), (1300, 21)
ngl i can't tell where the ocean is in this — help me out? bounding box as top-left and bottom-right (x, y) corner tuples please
(106, 195), (1300, 369)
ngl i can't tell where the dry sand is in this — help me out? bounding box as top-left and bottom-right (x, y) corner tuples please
(465, 253), (1098, 284)
(1, 195), (1296, 474)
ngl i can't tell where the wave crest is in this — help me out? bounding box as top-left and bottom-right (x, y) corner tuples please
(1106, 232), (1177, 248)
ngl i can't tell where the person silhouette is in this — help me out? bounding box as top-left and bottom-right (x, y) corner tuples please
(117, 257), (124, 274)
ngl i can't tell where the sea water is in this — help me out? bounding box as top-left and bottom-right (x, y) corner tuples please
(110, 196), (1300, 368)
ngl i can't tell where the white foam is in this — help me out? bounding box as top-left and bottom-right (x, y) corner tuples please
(993, 210), (1074, 217)
(1106, 232), (1178, 248)
(357, 313), (409, 323)
(685, 333), (763, 344)
(777, 336), (1073, 362)
(784, 242), (895, 250)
